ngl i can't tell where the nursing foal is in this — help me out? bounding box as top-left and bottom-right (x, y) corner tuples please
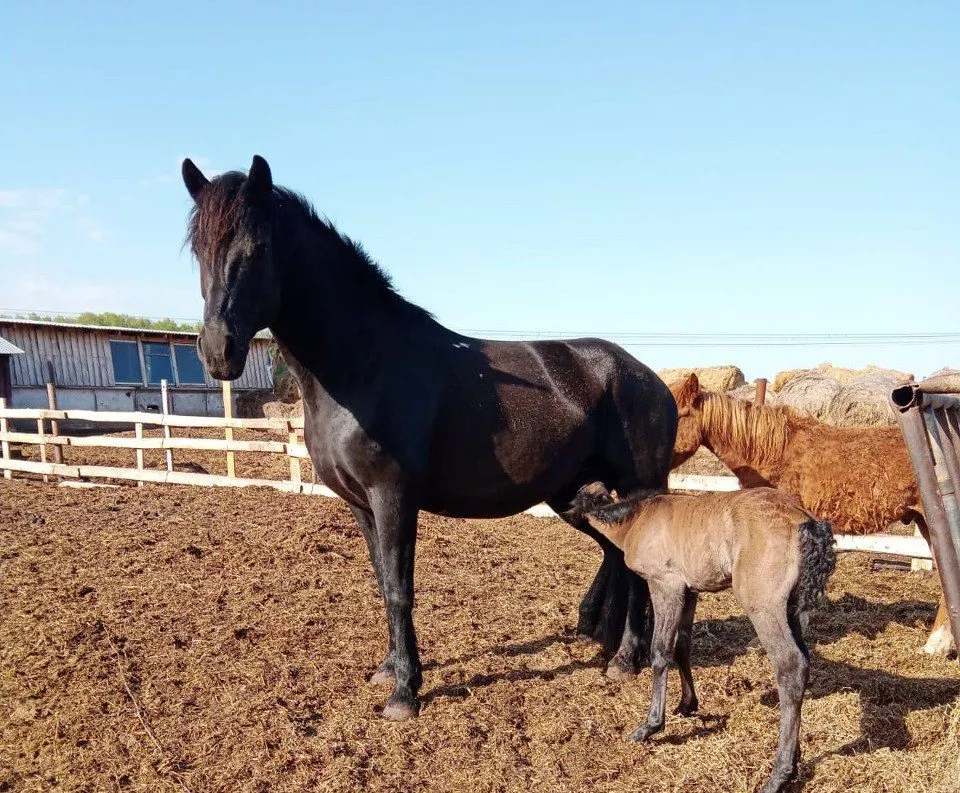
(569, 484), (835, 793)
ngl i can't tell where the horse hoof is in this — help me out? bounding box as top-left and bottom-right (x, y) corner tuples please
(605, 663), (637, 682)
(626, 724), (653, 743)
(369, 669), (396, 686)
(674, 701), (699, 717)
(382, 699), (419, 722)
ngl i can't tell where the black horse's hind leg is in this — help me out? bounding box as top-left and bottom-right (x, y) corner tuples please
(349, 505), (396, 685)
(371, 489), (422, 721)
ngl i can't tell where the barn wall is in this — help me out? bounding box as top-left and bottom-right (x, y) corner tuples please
(0, 324), (272, 392)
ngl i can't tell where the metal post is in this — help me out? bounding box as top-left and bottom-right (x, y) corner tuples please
(160, 379), (173, 473)
(892, 384), (960, 655)
(754, 378), (768, 406)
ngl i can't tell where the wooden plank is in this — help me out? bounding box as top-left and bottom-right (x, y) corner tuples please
(0, 398), (10, 479)
(288, 429), (301, 485)
(134, 422), (144, 487)
(0, 431), (293, 453)
(0, 406), (295, 430)
(45, 367), (64, 465)
(36, 417), (48, 482)
(669, 473), (741, 492)
(223, 380), (235, 478)
(834, 533), (933, 559)
(160, 379), (173, 472)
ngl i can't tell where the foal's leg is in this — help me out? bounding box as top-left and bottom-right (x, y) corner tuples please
(371, 490), (422, 721)
(746, 607), (809, 793)
(350, 506), (396, 685)
(674, 588), (699, 716)
(628, 581), (685, 742)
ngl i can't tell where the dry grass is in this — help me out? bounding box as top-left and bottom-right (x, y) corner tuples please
(2, 478), (958, 792)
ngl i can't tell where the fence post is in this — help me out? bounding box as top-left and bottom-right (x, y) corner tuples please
(135, 421), (145, 487)
(46, 360), (64, 464)
(222, 380), (235, 478)
(0, 397), (10, 479)
(160, 379), (173, 473)
(754, 378), (768, 406)
(36, 417), (48, 482)
(287, 421), (301, 488)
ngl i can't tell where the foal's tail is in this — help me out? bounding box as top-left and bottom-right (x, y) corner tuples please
(794, 518), (836, 615)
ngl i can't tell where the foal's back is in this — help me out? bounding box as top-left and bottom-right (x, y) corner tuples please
(626, 489), (809, 596)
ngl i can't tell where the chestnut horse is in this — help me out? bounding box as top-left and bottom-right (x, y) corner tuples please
(670, 373), (952, 656)
(568, 483), (835, 793)
(181, 155), (678, 720)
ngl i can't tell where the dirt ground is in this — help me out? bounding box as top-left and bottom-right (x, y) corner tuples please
(1, 477), (958, 793)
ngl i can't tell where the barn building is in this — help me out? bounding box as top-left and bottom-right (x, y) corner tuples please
(0, 318), (272, 416)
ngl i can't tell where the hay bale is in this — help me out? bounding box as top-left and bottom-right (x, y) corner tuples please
(263, 398), (303, 419)
(813, 362), (912, 385)
(657, 365), (745, 393)
(826, 372), (902, 427)
(921, 367), (960, 394)
(775, 373), (842, 420)
(773, 368), (807, 391)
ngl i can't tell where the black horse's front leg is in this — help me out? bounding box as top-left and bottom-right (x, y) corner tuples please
(370, 490), (422, 721)
(350, 505), (396, 685)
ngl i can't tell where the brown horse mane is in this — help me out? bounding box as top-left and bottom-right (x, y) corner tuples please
(700, 390), (812, 466)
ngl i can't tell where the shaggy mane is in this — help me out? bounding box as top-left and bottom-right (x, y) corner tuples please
(700, 392), (804, 465)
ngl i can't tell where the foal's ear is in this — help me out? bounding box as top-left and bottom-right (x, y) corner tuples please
(182, 158), (210, 201)
(246, 154), (273, 200)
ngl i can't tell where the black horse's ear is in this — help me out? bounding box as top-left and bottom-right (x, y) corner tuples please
(246, 155), (273, 199)
(182, 158), (210, 201)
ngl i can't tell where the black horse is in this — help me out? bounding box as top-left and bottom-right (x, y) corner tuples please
(182, 155), (678, 720)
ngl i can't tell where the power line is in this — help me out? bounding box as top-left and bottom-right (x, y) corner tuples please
(3, 309), (959, 347)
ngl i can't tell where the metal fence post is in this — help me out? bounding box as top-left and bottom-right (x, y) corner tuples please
(892, 383), (960, 655)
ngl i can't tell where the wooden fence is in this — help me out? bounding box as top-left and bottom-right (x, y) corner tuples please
(0, 390), (932, 560)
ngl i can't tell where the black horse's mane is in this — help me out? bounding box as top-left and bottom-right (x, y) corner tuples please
(187, 171), (433, 322)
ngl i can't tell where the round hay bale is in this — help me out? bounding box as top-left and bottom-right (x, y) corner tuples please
(826, 372), (902, 427)
(813, 362), (912, 385)
(773, 368), (808, 391)
(657, 365), (745, 393)
(921, 367), (960, 394)
(775, 373), (843, 420)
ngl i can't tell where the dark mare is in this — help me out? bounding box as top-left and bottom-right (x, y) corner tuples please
(181, 155), (678, 720)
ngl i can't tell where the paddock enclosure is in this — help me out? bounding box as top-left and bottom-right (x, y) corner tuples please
(2, 476), (959, 793)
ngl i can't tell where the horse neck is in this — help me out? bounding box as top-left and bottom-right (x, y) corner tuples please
(698, 394), (792, 484)
(268, 211), (443, 389)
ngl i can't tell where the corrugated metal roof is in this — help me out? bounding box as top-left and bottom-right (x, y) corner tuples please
(0, 335), (25, 355)
(0, 318), (272, 340)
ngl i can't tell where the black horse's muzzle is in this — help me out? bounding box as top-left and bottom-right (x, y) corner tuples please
(198, 320), (248, 381)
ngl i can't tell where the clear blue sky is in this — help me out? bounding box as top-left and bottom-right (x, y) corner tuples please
(1, 2), (957, 380)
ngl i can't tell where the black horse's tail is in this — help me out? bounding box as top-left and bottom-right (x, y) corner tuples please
(794, 518), (836, 615)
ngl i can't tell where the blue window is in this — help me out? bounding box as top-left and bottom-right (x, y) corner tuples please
(143, 342), (174, 386)
(110, 340), (142, 384)
(174, 344), (206, 385)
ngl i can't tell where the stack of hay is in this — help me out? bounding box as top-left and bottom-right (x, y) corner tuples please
(657, 365), (746, 393)
(771, 363), (913, 427)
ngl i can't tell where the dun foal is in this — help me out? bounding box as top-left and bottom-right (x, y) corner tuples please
(569, 485), (835, 793)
